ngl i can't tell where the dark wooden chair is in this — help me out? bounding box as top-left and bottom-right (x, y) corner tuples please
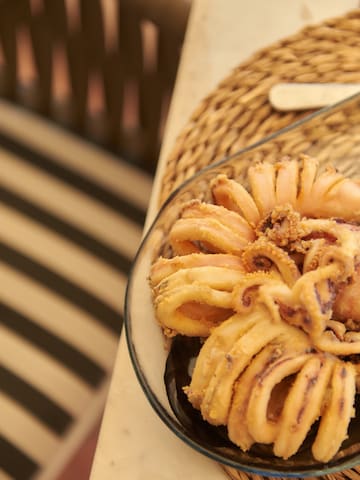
(0, 0), (191, 173)
(0, 0), (191, 478)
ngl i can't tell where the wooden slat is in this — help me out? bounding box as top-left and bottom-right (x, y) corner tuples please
(28, 11), (53, 113)
(0, 149), (143, 257)
(0, 99), (152, 209)
(0, 324), (95, 410)
(66, 31), (88, 129)
(0, 391), (59, 465)
(80, 0), (105, 70)
(0, 204), (127, 309)
(103, 49), (124, 147)
(0, 263), (118, 369)
(43, 0), (68, 39)
(0, 2), (19, 97)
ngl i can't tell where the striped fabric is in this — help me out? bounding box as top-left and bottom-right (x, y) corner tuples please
(0, 99), (152, 479)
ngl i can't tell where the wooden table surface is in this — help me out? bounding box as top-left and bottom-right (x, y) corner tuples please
(89, 1), (359, 478)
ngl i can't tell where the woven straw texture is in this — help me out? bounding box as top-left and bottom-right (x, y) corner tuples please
(160, 8), (360, 480)
(160, 9), (360, 206)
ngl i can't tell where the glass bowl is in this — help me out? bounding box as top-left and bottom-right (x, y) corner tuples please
(125, 92), (360, 477)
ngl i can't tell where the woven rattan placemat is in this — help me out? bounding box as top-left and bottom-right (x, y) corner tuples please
(160, 9), (360, 206)
(160, 8), (360, 480)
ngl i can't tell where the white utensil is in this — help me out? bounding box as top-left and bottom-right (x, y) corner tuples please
(269, 82), (360, 111)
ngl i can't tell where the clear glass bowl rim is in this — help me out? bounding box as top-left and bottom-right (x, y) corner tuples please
(124, 92), (360, 477)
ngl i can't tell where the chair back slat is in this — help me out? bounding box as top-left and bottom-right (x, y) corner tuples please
(66, 31), (89, 129)
(0, 0), (31, 98)
(103, 50), (124, 146)
(28, 11), (53, 113)
(80, 0), (106, 70)
(43, 0), (69, 39)
(0, 18), (18, 98)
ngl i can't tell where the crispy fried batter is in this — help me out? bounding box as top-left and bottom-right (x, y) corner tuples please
(153, 266), (243, 336)
(150, 252), (246, 286)
(200, 309), (285, 425)
(241, 237), (301, 286)
(149, 155), (360, 463)
(211, 174), (261, 226)
(169, 200), (255, 255)
(273, 355), (335, 459)
(312, 362), (356, 463)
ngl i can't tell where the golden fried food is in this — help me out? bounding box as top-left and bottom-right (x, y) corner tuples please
(273, 354), (335, 459)
(169, 200), (255, 255)
(150, 252), (246, 286)
(199, 309), (286, 425)
(248, 155), (360, 221)
(334, 263), (360, 322)
(311, 362), (356, 463)
(149, 155), (360, 462)
(152, 265), (242, 336)
(241, 238), (301, 286)
(184, 312), (259, 410)
(227, 341), (306, 451)
(211, 174), (261, 226)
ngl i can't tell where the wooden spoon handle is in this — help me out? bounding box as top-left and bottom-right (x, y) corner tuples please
(269, 82), (360, 111)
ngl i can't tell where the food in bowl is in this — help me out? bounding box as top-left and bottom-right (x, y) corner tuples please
(149, 154), (360, 463)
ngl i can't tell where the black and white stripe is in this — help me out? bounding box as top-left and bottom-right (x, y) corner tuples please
(0, 185), (133, 273)
(0, 99), (152, 479)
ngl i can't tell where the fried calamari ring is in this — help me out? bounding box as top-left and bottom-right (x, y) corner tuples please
(241, 238), (301, 287)
(312, 361), (356, 463)
(246, 352), (312, 445)
(153, 265), (243, 336)
(232, 271), (284, 315)
(169, 200), (255, 255)
(230, 322), (311, 449)
(185, 311), (263, 409)
(232, 265), (340, 340)
(273, 355), (335, 459)
(227, 342), (283, 451)
(150, 252), (246, 286)
(190, 306), (287, 425)
(211, 174), (261, 226)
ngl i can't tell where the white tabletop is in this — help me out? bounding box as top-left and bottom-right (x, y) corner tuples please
(90, 1), (359, 479)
